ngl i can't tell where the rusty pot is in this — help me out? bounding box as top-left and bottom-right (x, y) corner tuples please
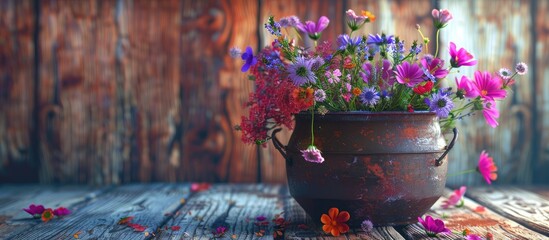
(271, 112), (457, 227)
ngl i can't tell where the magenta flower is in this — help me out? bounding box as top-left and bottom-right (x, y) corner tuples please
(477, 151), (498, 184)
(418, 215), (451, 237)
(241, 46), (257, 72)
(296, 16), (330, 40)
(421, 57), (448, 80)
(432, 9), (453, 28)
(53, 207), (71, 217)
(472, 71), (506, 101)
(449, 42), (477, 68)
(455, 76), (478, 99)
(466, 234), (484, 240)
(301, 145), (325, 163)
(442, 186), (466, 209)
(482, 101), (500, 128)
(395, 62), (424, 87)
(23, 204), (45, 218)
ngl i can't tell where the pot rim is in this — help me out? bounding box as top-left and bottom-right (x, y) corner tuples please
(296, 111), (436, 116)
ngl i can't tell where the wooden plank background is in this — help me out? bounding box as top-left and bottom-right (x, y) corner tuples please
(0, 0), (546, 184)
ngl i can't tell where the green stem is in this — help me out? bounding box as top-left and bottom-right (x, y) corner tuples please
(310, 107), (315, 146)
(447, 168), (477, 177)
(434, 29), (441, 58)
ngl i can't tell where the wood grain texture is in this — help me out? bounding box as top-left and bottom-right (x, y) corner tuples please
(534, 0), (549, 183)
(440, 0), (535, 186)
(466, 186), (549, 237)
(0, 0), (37, 183)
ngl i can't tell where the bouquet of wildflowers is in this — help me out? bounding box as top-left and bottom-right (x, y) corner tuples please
(231, 9), (527, 164)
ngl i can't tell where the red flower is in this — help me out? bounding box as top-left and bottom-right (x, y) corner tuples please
(41, 208), (54, 222)
(292, 87), (314, 109)
(191, 183), (211, 192)
(413, 81), (434, 95)
(320, 208), (350, 236)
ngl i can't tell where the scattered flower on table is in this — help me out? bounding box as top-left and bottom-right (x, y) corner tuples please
(361, 219), (374, 233)
(321, 208), (350, 237)
(171, 226), (181, 231)
(118, 216), (134, 225)
(23, 204), (45, 218)
(474, 206), (486, 213)
(417, 215), (451, 237)
(53, 207), (71, 217)
(213, 226), (227, 238)
(442, 186), (466, 209)
(477, 151), (498, 184)
(191, 182), (211, 192)
(467, 234), (485, 240)
(301, 145), (325, 163)
(41, 208), (54, 222)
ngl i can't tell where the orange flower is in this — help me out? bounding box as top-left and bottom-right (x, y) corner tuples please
(352, 87), (362, 96)
(362, 10), (376, 22)
(292, 87), (315, 108)
(41, 208), (54, 222)
(320, 208), (350, 236)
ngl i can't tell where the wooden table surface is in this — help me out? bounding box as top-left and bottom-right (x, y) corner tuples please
(0, 184), (548, 240)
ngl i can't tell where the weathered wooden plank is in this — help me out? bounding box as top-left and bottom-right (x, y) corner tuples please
(396, 187), (547, 239)
(0, 185), (107, 239)
(9, 184), (190, 239)
(534, 0), (549, 183)
(440, 0), (535, 186)
(0, 0), (37, 183)
(156, 184), (283, 239)
(466, 187), (549, 236)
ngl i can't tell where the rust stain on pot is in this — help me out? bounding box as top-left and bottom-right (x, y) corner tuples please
(403, 127), (417, 139)
(367, 164), (385, 179)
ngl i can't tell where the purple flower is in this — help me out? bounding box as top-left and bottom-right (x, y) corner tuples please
(256, 215), (267, 222)
(366, 34), (395, 45)
(449, 42), (477, 68)
(425, 90), (454, 118)
(360, 62), (374, 83)
(241, 46), (258, 72)
(361, 220), (373, 233)
(466, 234), (484, 240)
(314, 89), (326, 102)
(395, 62), (423, 87)
(498, 68), (512, 80)
(296, 16), (330, 40)
(515, 62), (528, 75)
(311, 56), (325, 71)
(325, 69), (342, 84)
(418, 215), (451, 237)
(288, 56), (317, 86)
(380, 59), (395, 87)
(301, 145), (324, 163)
(421, 56), (448, 80)
(279, 16), (300, 28)
(23, 204), (45, 218)
(53, 207), (71, 217)
(337, 34), (361, 51)
(432, 9), (453, 28)
(359, 87), (380, 107)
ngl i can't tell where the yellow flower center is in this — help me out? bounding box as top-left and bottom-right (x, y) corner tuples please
(332, 220), (338, 226)
(481, 90), (488, 96)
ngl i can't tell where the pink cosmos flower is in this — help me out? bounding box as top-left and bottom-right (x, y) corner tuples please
(466, 234), (484, 240)
(449, 42), (477, 68)
(296, 16), (330, 40)
(477, 151), (498, 184)
(395, 62), (424, 87)
(442, 186), (466, 209)
(301, 145), (325, 163)
(418, 215), (451, 237)
(421, 57), (448, 79)
(53, 207), (71, 217)
(346, 9), (367, 30)
(432, 9), (453, 28)
(455, 76), (478, 99)
(482, 101), (500, 128)
(23, 204), (45, 218)
(473, 71), (507, 101)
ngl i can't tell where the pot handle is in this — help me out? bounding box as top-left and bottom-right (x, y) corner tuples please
(435, 127), (458, 166)
(271, 128), (291, 164)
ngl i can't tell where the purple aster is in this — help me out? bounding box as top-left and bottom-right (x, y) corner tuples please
(367, 34), (394, 45)
(301, 145), (324, 163)
(288, 56), (317, 86)
(337, 34), (361, 51)
(425, 90), (454, 118)
(296, 16), (330, 40)
(229, 47), (242, 58)
(359, 87), (380, 107)
(498, 68), (512, 80)
(279, 16), (300, 28)
(314, 89), (326, 102)
(241, 46), (258, 72)
(311, 56), (325, 71)
(515, 62), (528, 75)
(361, 220), (374, 233)
(395, 62), (424, 87)
(421, 57), (448, 79)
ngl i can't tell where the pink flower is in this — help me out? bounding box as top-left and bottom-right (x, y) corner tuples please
(432, 9), (453, 28)
(449, 42), (477, 68)
(395, 62), (424, 87)
(482, 101), (500, 128)
(442, 186), (466, 209)
(23, 204), (45, 218)
(418, 215), (451, 237)
(473, 71), (507, 101)
(296, 16), (330, 40)
(477, 151), (498, 184)
(421, 57), (448, 79)
(466, 234), (484, 240)
(455, 76), (478, 99)
(301, 145), (325, 163)
(53, 207), (71, 217)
